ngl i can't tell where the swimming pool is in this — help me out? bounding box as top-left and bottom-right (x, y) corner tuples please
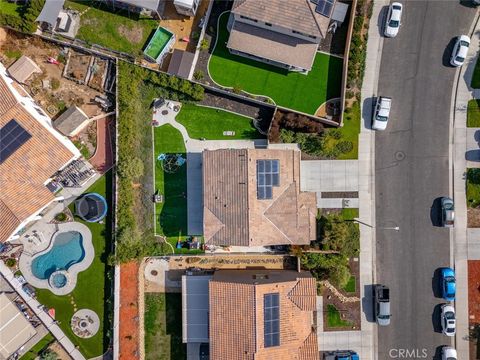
(31, 231), (85, 280)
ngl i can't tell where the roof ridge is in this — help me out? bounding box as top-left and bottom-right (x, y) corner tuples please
(305, 0), (324, 38)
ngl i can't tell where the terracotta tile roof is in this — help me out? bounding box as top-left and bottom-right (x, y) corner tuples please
(227, 21), (319, 70)
(232, 0), (331, 38)
(209, 270), (318, 360)
(203, 149), (317, 247)
(0, 74), (75, 242)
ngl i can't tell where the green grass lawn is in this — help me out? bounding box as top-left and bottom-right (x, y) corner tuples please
(144, 27), (172, 59)
(0, 0), (22, 17)
(208, 12), (343, 115)
(144, 293), (186, 360)
(326, 304), (354, 328)
(340, 208), (359, 221)
(19, 333), (55, 360)
(175, 103), (263, 140)
(153, 125), (202, 254)
(467, 168), (480, 208)
(468, 99), (480, 127)
(338, 101), (361, 159)
(342, 275), (356, 293)
(472, 58), (480, 89)
(65, 0), (158, 55)
(35, 172), (113, 358)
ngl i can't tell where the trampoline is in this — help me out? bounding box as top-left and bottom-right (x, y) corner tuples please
(74, 193), (108, 223)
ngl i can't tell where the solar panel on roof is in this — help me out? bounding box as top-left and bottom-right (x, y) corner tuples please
(0, 119), (32, 164)
(310, 0), (319, 4)
(315, 0), (335, 17)
(256, 160), (280, 200)
(264, 293), (280, 347)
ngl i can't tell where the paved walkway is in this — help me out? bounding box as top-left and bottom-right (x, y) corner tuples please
(0, 262), (86, 360)
(453, 12), (480, 359)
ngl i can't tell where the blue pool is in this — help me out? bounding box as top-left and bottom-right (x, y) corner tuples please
(31, 231), (85, 280)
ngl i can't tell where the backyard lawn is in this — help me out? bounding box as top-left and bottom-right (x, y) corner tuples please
(467, 168), (480, 208)
(175, 103), (263, 140)
(35, 172), (113, 358)
(65, 0), (158, 55)
(468, 99), (480, 127)
(326, 304), (354, 328)
(144, 293), (185, 360)
(19, 333), (54, 360)
(208, 12), (343, 115)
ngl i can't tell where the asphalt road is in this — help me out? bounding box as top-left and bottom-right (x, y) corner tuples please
(375, 1), (476, 359)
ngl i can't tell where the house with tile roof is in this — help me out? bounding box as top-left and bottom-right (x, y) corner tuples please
(182, 270), (318, 360)
(226, 0), (335, 73)
(202, 148), (317, 248)
(0, 63), (80, 243)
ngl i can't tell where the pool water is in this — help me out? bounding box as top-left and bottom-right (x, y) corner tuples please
(51, 273), (67, 288)
(144, 27), (173, 60)
(31, 231), (85, 280)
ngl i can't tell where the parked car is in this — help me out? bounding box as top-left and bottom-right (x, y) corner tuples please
(440, 267), (456, 301)
(324, 350), (359, 360)
(441, 304), (456, 336)
(372, 97), (392, 131)
(375, 285), (391, 326)
(441, 197), (455, 227)
(450, 35), (470, 67)
(441, 346), (457, 360)
(384, 2), (403, 37)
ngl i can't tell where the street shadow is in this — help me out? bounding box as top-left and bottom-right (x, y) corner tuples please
(432, 303), (443, 333)
(376, 6), (388, 37)
(362, 97), (375, 130)
(361, 284), (376, 322)
(430, 197), (443, 227)
(442, 37), (457, 67)
(466, 149), (480, 161)
(432, 268), (443, 298)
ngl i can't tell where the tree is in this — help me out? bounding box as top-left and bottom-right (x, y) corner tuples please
(40, 349), (58, 360)
(319, 215), (359, 257)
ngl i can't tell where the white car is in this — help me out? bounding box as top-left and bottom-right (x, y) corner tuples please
(372, 97), (392, 131)
(441, 304), (456, 336)
(450, 35), (470, 67)
(384, 3), (403, 38)
(441, 346), (457, 360)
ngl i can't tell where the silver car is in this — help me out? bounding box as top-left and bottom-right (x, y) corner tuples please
(441, 304), (456, 337)
(441, 197), (454, 228)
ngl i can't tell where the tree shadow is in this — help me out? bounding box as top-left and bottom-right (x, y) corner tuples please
(466, 149), (480, 161)
(326, 54), (345, 102)
(165, 293), (187, 359)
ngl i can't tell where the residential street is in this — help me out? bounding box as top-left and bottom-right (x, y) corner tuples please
(375, 1), (476, 358)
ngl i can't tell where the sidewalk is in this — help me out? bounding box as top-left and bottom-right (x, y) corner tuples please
(453, 12), (480, 360)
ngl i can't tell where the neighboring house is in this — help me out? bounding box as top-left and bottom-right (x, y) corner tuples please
(226, 0), (335, 73)
(53, 106), (90, 137)
(7, 56), (42, 84)
(173, 0), (200, 17)
(167, 49), (195, 79)
(182, 270), (318, 360)
(108, 0), (165, 18)
(36, 0), (79, 37)
(36, 0), (65, 30)
(202, 148), (317, 247)
(0, 63), (80, 243)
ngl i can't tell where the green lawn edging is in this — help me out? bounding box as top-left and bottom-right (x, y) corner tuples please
(326, 304), (354, 328)
(468, 99), (480, 127)
(208, 12), (343, 115)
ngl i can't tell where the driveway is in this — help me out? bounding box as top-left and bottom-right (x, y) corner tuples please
(375, 1), (476, 358)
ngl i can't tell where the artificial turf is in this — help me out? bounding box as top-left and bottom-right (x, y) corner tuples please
(175, 103), (263, 140)
(467, 99), (480, 127)
(208, 12), (343, 115)
(35, 173), (113, 358)
(326, 304), (354, 328)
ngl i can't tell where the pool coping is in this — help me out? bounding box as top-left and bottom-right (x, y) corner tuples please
(19, 222), (94, 296)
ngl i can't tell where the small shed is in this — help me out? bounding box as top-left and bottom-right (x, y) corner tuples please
(167, 49), (195, 79)
(7, 55), (42, 84)
(36, 0), (65, 29)
(54, 106), (90, 137)
(173, 0), (199, 17)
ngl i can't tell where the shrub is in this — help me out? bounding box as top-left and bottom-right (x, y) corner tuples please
(232, 86), (242, 94)
(5, 258), (16, 268)
(193, 70), (204, 80)
(118, 157), (144, 181)
(54, 212), (67, 222)
(335, 140), (353, 154)
(468, 168), (480, 184)
(51, 78), (60, 91)
(327, 128), (342, 140)
(279, 129), (295, 143)
(40, 349), (58, 360)
(200, 38), (209, 51)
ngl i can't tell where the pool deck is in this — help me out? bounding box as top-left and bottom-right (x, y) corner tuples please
(19, 222), (94, 296)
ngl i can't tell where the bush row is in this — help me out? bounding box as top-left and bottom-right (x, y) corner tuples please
(0, 0), (45, 33)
